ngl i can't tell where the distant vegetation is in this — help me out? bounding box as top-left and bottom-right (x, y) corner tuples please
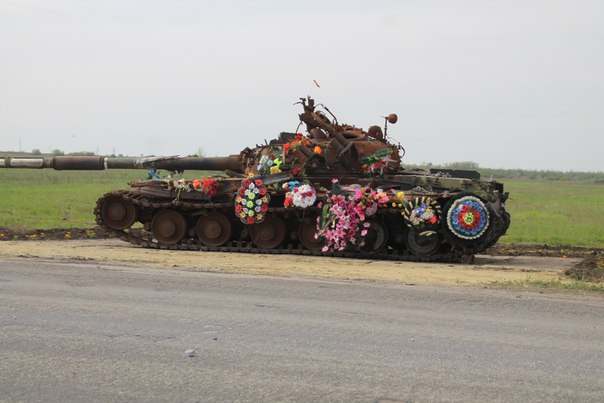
(1, 149), (124, 158)
(407, 161), (604, 183)
(2, 152), (603, 182)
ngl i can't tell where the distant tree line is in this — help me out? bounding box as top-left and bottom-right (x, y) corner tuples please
(407, 161), (604, 184)
(30, 148), (96, 157)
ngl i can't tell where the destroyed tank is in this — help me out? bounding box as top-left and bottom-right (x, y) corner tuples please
(1, 97), (510, 262)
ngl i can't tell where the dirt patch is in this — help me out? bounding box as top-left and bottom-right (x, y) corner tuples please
(486, 243), (604, 258)
(565, 253), (604, 282)
(486, 244), (604, 282)
(0, 227), (111, 241)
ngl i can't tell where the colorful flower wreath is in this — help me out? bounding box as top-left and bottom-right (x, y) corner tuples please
(446, 195), (490, 240)
(283, 182), (317, 209)
(234, 179), (270, 224)
(402, 197), (442, 230)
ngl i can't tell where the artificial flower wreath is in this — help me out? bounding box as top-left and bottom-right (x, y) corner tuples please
(234, 179), (270, 224)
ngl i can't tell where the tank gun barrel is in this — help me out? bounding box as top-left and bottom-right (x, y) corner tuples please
(0, 155), (244, 173)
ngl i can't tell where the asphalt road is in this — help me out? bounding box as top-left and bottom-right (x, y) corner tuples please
(1, 257), (603, 402)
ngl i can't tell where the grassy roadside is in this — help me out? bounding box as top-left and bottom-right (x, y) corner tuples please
(487, 278), (604, 293)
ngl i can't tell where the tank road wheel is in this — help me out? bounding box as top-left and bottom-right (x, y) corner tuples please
(152, 210), (187, 245)
(361, 221), (389, 253)
(196, 212), (232, 247)
(405, 229), (440, 257)
(298, 220), (324, 251)
(251, 214), (286, 249)
(101, 196), (137, 230)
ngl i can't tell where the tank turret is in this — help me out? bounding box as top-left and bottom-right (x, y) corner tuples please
(1, 96), (510, 262)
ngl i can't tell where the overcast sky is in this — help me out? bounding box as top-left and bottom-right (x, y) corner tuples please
(1, 0), (602, 172)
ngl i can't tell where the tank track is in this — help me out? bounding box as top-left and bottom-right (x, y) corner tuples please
(94, 190), (507, 264)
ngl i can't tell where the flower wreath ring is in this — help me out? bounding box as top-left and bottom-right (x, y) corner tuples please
(234, 179), (270, 225)
(445, 195), (491, 240)
(402, 196), (442, 230)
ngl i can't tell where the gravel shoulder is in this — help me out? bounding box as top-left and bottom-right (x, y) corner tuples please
(0, 239), (582, 286)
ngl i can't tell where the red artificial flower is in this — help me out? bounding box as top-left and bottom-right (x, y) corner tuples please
(259, 187), (267, 195)
(243, 179), (251, 187)
(292, 167), (301, 175)
(247, 217), (255, 224)
(235, 205), (243, 213)
(261, 204), (268, 212)
(239, 187), (246, 196)
(255, 179), (263, 186)
(202, 178), (217, 197)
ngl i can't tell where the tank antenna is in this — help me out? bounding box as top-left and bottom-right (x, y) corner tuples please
(383, 113), (398, 139)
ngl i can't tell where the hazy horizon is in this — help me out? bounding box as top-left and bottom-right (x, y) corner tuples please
(1, 1), (602, 172)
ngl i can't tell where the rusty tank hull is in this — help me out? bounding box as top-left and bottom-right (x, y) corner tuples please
(1, 97), (510, 262)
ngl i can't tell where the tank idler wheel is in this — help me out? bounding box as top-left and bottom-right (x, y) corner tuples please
(406, 229), (440, 256)
(251, 214), (286, 249)
(298, 220), (324, 251)
(361, 221), (389, 252)
(102, 196), (137, 230)
(152, 210), (187, 245)
(196, 212), (232, 247)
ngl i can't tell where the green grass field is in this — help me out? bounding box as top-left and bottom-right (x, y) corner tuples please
(0, 169), (212, 229)
(1, 170), (146, 228)
(502, 181), (604, 247)
(1, 169), (603, 248)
